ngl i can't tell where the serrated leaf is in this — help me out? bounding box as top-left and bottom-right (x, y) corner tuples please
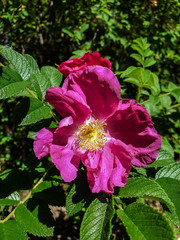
(144, 57), (156, 67)
(121, 66), (137, 78)
(14, 98), (52, 126)
(31, 66), (62, 99)
(0, 47), (38, 80)
(142, 72), (160, 95)
(123, 77), (140, 86)
(117, 203), (176, 240)
(0, 191), (20, 206)
(0, 67), (32, 99)
(66, 172), (93, 217)
(144, 49), (154, 57)
(156, 162), (180, 180)
(131, 44), (144, 56)
(146, 137), (174, 168)
(156, 178), (180, 227)
(118, 177), (173, 207)
(23, 54), (40, 73)
(80, 196), (115, 240)
(130, 53), (144, 66)
(0, 221), (28, 240)
(15, 204), (54, 237)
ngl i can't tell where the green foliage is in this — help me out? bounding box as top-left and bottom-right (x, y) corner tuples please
(80, 195), (115, 240)
(117, 203), (176, 240)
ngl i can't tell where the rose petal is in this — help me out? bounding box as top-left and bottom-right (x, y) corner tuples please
(57, 58), (86, 77)
(34, 128), (55, 159)
(107, 99), (162, 167)
(45, 86), (91, 124)
(63, 66), (120, 120)
(86, 139), (132, 193)
(50, 136), (80, 182)
(81, 52), (111, 69)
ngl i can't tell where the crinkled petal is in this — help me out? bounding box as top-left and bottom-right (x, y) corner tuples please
(86, 139), (132, 193)
(45, 86), (91, 124)
(81, 52), (111, 69)
(63, 66), (120, 120)
(57, 58), (86, 77)
(106, 99), (162, 167)
(50, 136), (80, 182)
(34, 128), (55, 159)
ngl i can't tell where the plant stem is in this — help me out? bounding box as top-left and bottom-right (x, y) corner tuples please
(0, 166), (52, 223)
(168, 103), (180, 109)
(141, 92), (171, 105)
(136, 87), (142, 103)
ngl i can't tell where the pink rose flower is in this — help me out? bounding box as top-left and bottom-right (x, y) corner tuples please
(57, 52), (111, 77)
(34, 66), (162, 193)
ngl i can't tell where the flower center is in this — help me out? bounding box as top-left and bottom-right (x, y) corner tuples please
(75, 119), (107, 151)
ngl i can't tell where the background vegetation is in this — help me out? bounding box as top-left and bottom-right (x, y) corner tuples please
(0, 0), (180, 239)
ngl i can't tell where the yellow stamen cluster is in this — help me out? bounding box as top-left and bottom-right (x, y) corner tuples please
(75, 119), (107, 151)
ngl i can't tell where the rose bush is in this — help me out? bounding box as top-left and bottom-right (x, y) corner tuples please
(34, 63), (161, 193)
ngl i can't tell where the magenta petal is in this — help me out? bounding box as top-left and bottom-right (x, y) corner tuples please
(45, 86), (91, 124)
(86, 139), (132, 193)
(107, 99), (162, 167)
(63, 66), (121, 120)
(34, 128), (55, 159)
(50, 139), (80, 182)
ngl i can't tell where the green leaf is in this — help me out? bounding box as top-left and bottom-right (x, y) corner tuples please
(80, 195), (115, 240)
(156, 162), (180, 180)
(66, 172), (93, 217)
(23, 54), (40, 74)
(0, 47), (38, 80)
(159, 95), (172, 109)
(15, 204), (54, 237)
(171, 87), (180, 103)
(146, 137), (174, 168)
(123, 77), (140, 86)
(118, 177), (173, 207)
(0, 67), (32, 99)
(130, 53), (144, 66)
(144, 57), (156, 67)
(131, 44), (144, 56)
(0, 221), (28, 240)
(14, 98), (52, 126)
(117, 203), (176, 240)
(144, 49), (154, 57)
(0, 191), (20, 206)
(142, 72), (160, 95)
(156, 178), (180, 226)
(121, 66), (137, 78)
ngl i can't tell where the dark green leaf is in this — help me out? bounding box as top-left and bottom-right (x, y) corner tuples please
(0, 221), (28, 240)
(118, 177), (173, 207)
(14, 98), (52, 126)
(80, 195), (115, 240)
(144, 57), (156, 67)
(156, 163), (180, 180)
(156, 178), (180, 227)
(0, 191), (20, 206)
(15, 204), (54, 237)
(0, 47), (38, 80)
(130, 53), (144, 66)
(117, 203), (176, 240)
(66, 172), (93, 217)
(0, 67), (32, 99)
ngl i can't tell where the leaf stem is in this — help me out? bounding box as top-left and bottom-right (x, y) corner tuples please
(0, 166), (52, 223)
(141, 92), (171, 105)
(168, 103), (180, 109)
(25, 87), (39, 99)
